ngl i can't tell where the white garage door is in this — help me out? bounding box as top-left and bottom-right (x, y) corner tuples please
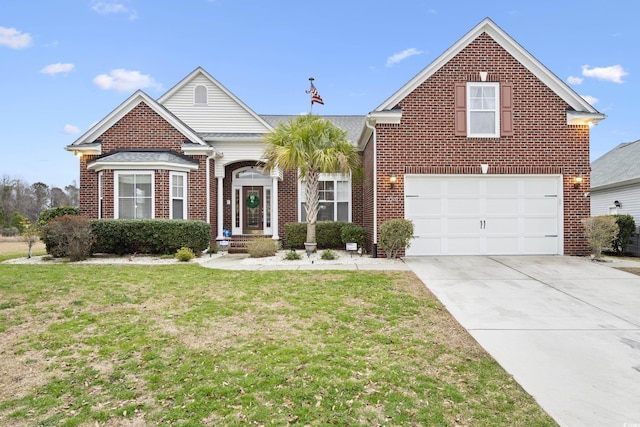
(405, 175), (562, 256)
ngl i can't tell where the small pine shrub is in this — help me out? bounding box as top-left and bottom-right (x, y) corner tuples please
(283, 250), (302, 260)
(321, 249), (338, 260)
(175, 246), (195, 262)
(379, 218), (414, 259)
(247, 238), (277, 258)
(582, 216), (619, 259)
(611, 214), (636, 254)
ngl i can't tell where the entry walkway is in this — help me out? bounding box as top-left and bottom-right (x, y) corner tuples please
(404, 256), (640, 427)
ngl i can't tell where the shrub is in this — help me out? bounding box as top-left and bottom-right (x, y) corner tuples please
(284, 221), (353, 249)
(247, 238), (277, 258)
(379, 219), (414, 259)
(91, 219), (210, 255)
(283, 250), (302, 260)
(341, 223), (366, 250)
(40, 215), (95, 261)
(175, 246), (195, 262)
(611, 214), (636, 254)
(38, 206), (79, 226)
(582, 216), (618, 259)
(321, 249), (338, 260)
(1, 226), (19, 237)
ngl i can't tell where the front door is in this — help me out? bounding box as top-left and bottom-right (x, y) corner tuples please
(242, 186), (263, 234)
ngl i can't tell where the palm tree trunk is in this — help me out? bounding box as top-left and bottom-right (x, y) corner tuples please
(305, 169), (319, 244)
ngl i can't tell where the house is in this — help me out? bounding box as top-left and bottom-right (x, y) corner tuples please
(66, 18), (603, 256)
(590, 140), (640, 252)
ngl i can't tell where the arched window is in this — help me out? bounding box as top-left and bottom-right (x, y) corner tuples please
(194, 85), (207, 104)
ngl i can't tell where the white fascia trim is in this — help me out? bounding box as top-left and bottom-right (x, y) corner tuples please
(368, 110), (402, 124)
(181, 144), (218, 157)
(88, 161), (199, 172)
(64, 144), (102, 155)
(202, 136), (264, 143)
(590, 177), (640, 192)
(567, 111), (607, 126)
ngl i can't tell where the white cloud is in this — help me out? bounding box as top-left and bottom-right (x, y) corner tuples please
(41, 63), (75, 75)
(386, 48), (423, 67)
(92, 1), (138, 20)
(0, 26), (33, 49)
(567, 75), (583, 85)
(581, 95), (599, 105)
(581, 64), (628, 84)
(93, 68), (162, 92)
(63, 125), (81, 134)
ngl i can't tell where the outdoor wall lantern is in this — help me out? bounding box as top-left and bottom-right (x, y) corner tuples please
(614, 200), (622, 208)
(573, 174), (583, 189)
(389, 175), (397, 189)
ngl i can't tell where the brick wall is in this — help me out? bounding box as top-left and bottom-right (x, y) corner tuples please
(371, 33), (591, 256)
(78, 102), (210, 227)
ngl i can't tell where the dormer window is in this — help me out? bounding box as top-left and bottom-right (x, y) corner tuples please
(194, 85), (207, 105)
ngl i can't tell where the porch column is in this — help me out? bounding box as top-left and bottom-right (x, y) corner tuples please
(216, 176), (224, 240)
(272, 176), (279, 240)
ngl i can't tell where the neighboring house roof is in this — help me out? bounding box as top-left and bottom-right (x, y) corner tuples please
(260, 115), (366, 144)
(374, 17), (605, 126)
(66, 90), (217, 155)
(87, 149), (199, 171)
(591, 140), (640, 190)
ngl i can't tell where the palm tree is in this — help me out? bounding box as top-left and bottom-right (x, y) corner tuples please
(262, 114), (361, 249)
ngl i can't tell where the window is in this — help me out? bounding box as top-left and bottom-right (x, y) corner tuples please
(115, 172), (153, 219)
(170, 172), (187, 219)
(300, 174), (351, 222)
(194, 85), (207, 104)
(467, 82), (499, 137)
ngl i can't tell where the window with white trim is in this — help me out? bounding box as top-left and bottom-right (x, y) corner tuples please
(115, 172), (153, 219)
(300, 174), (351, 222)
(467, 82), (500, 137)
(170, 172), (187, 219)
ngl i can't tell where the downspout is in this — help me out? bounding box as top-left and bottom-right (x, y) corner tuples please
(365, 116), (378, 258)
(205, 151), (216, 225)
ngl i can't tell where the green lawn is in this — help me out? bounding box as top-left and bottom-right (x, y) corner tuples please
(0, 264), (556, 426)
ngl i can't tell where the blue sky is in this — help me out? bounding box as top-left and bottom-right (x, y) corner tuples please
(1, 0), (638, 188)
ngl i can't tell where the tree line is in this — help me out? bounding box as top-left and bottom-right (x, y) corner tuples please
(0, 175), (79, 235)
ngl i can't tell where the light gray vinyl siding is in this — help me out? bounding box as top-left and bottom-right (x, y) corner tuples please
(161, 74), (270, 134)
(591, 183), (640, 224)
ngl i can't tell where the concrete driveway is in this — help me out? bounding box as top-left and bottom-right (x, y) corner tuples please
(404, 256), (640, 427)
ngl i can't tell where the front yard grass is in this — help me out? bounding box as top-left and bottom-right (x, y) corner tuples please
(0, 264), (556, 426)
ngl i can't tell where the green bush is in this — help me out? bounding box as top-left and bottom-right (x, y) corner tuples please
(1, 226), (19, 237)
(582, 216), (618, 259)
(611, 214), (636, 254)
(284, 221), (354, 249)
(283, 250), (302, 260)
(379, 219), (414, 259)
(91, 219), (210, 255)
(341, 223), (366, 250)
(40, 215), (95, 261)
(38, 206), (79, 226)
(321, 249), (338, 260)
(175, 246), (196, 262)
(247, 238), (277, 258)
(11, 212), (27, 233)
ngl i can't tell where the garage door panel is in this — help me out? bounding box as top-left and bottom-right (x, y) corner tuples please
(405, 175), (562, 256)
(524, 217), (558, 234)
(524, 198), (557, 215)
(406, 197), (441, 216)
(413, 218), (442, 234)
(486, 237), (519, 254)
(486, 198), (518, 214)
(449, 199), (480, 215)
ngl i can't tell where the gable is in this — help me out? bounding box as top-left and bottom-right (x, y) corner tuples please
(159, 68), (272, 134)
(375, 18), (604, 125)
